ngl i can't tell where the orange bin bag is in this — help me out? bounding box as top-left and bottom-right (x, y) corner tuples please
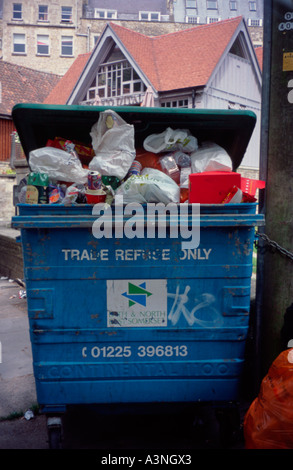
(135, 148), (162, 171)
(244, 349), (293, 449)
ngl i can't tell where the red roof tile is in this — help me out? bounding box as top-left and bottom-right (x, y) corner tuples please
(0, 61), (60, 116)
(44, 53), (91, 105)
(255, 46), (263, 71)
(110, 17), (243, 91)
(45, 17), (247, 104)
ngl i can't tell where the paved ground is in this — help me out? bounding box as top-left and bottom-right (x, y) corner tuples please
(0, 277), (254, 451)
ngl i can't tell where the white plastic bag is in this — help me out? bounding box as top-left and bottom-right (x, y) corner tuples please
(143, 128), (198, 154)
(29, 147), (88, 184)
(89, 110), (135, 180)
(190, 142), (232, 173)
(115, 168), (180, 204)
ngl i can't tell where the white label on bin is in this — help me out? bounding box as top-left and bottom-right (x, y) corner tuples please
(107, 279), (167, 327)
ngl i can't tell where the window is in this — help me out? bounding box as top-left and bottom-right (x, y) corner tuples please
(207, 17), (220, 23)
(247, 18), (262, 26)
(13, 3), (22, 20)
(61, 36), (73, 56)
(139, 11), (160, 21)
(37, 35), (49, 55)
(13, 33), (25, 53)
(186, 16), (199, 23)
(186, 0), (197, 20)
(230, 1), (237, 10)
(38, 5), (48, 21)
(229, 35), (248, 59)
(84, 59), (146, 102)
(61, 6), (72, 22)
(206, 1), (218, 9)
(161, 99), (189, 108)
(94, 9), (117, 19)
(249, 2), (257, 11)
(228, 102), (246, 110)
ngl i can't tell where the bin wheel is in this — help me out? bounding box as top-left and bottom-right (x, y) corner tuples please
(47, 417), (63, 449)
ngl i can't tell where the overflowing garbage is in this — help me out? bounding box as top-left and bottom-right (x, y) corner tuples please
(16, 109), (265, 206)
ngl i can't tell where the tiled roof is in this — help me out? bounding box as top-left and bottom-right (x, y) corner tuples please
(44, 53), (90, 105)
(110, 17), (243, 91)
(45, 17), (255, 104)
(0, 61), (60, 116)
(255, 46), (263, 71)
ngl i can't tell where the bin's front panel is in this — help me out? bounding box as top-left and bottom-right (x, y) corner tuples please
(18, 207), (257, 407)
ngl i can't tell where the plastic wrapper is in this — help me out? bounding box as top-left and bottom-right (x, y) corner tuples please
(115, 167), (180, 204)
(173, 151), (191, 168)
(63, 183), (87, 205)
(244, 349), (293, 449)
(29, 147), (88, 184)
(190, 142), (232, 173)
(143, 127), (198, 154)
(89, 110), (136, 180)
(180, 166), (191, 189)
(48, 184), (65, 204)
(159, 154), (180, 184)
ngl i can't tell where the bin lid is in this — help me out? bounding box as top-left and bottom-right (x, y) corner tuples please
(12, 103), (256, 170)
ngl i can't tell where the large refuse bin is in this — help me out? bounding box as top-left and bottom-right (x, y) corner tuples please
(11, 104), (264, 447)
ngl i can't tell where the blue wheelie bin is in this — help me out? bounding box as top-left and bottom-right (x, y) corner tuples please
(11, 104), (264, 447)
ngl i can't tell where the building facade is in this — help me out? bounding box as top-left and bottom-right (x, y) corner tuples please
(83, 0), (263, 27)
(83, 0), (171, 22)
(1, 0), (86, 75)
(174, 0), (263, 28)
(0, 1), (263, 75)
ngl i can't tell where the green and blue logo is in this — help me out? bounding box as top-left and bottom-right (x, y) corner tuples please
(122, 282), (152, 307)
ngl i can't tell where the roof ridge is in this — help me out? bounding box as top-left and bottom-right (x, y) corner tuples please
(150, 15), (243, 40)
(109, 21), (151, 39)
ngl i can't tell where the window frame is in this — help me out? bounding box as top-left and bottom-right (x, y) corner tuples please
(84, 59), (146, 102)
(37, 34), (49, 55)
(12, 3), (22, 20)
(206, 1), (218, 10)
(161, 98), (190, 108)
(61, 35), (73, 56)
(61, 6), (72, 23)
(229, 1), (237, 11)
(139, 11), (161, 21)
(13, 33), (26, 54)
(94, 9), (117, 19)
(38, 5), (48, 22)
(186, 0), (197, 7)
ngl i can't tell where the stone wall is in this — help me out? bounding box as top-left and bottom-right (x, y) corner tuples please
(0, 163), (24, 279)
(0, 228), (24, 279)
(0, 165), (16, 227)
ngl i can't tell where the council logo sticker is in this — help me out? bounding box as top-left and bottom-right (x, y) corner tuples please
(107, 279), (167, 327)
